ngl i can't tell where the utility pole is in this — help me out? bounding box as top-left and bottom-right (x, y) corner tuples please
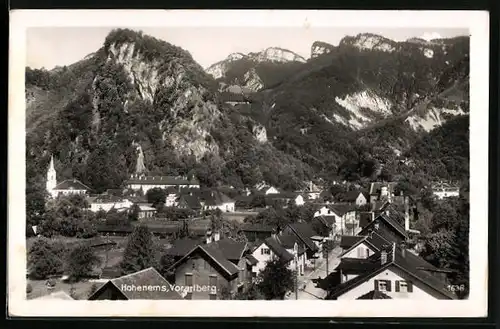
(295, 254), (299, 300)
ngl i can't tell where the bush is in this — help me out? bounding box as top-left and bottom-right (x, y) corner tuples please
(28, 238), (66, 280)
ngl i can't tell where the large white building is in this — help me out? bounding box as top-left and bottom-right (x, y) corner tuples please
(46, 156), (90, 199)
(125, 174), (201, 194)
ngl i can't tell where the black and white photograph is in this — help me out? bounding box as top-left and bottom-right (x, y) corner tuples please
(9, 10), (489, 317)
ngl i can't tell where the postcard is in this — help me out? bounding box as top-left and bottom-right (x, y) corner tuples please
(9, 9), (489, 317)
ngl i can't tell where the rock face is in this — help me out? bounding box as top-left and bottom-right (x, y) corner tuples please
(340, 33), (397, 52)
(205, 47), (306, 91)
(311, 41), (335, 58)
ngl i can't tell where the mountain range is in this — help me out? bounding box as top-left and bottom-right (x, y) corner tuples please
(25, 28), (469, 194)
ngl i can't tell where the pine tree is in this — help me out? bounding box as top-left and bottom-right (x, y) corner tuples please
(120, 225), (157, 275)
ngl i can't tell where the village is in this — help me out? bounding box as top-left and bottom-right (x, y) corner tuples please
(26, 153), (463, 301)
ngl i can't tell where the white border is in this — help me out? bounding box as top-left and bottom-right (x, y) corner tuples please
(9, 10), (489, 317)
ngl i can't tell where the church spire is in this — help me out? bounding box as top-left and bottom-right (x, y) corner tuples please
(46, 155), (57, 196)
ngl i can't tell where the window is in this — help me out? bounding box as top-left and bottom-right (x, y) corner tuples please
(209, 275), (217, 298)
(185, 273), (193, 286)
(261, 248), (270, 255)
(374, 279), (391, 292)
(366, 249), (370, 257)
(396, 280), (413, 293)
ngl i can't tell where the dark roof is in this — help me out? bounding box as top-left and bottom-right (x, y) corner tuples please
(275, 234), (307, 256)
(287, 223), (319, 252)
(210, 238), (247, 261)
(356, 290), (392, 299)
(199, 245), (241, 275)
(125, 175), (200, 186)
(327, 247), (456, 300)
(264, 236), (294, 263)
(201, 191), (235, 206)
(167, 244), (241, 278)
(359, 212), (374, 229)
(339, 236), (364, 249)
(264, 192), (298, 200)
(329, 204), (357, 216)
(165, 238), (202, 257)
(335, 257), (379, 274)
(178, 194), (202, 209)
(100, 267), (123, 279)
(90, 267), (182, 300)
(245, 254), (259, 266)
(240, 223), (276, 233)
(53, 179), (91, 191)
(377, 213), (407, 238)
(317, 215), (337, 226)
(340, 190), (366, 202)
(93, 194), (125, 203)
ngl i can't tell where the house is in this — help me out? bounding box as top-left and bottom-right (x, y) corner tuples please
(328, 204), (359, 235)
(432, 182), (460, 199)
(300, 181), (322, 200)
(45, 155), (91, 198)
(177, 193), (202, 211)
(337, 190), (368, 206)
(90, 194), (133, 212)
(250, 236), (307, 277)
(88, 267), (183, 300)
(137, 204), (157, 219)
(239, 224), (276, 242)
(200, 191), (235, 213)
(264, 192), (298, 206)
(313, 205), (334, 218)
(254, 182), (280, 195)
(311, 215), (337, 239)
(294, 194), (306, 206)
(164, 237), (204, 262)
(326, 244), (457, 300)
(339, 229), (393, 259)
(358, 211), (409, 244)
(368, 182), (398, 205)
(125, 174), (201, 194)
(165, 236), (250, 299)
(281, 223), (321, 261)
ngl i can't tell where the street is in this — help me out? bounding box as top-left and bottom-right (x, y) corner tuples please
(285, 246), (343, 300)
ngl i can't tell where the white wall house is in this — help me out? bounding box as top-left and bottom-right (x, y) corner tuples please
(354, 193), (368, 206)
(264, 186), (280, 195)
(314, 206), (334, 218)
(46, 155), (90, 199)
(90, 198), (133, 212)
(125, 175), (200, 194)
(341, 241), (376, 259)
(432, 187), (460, 199)
(336, 268), (440, 300)
(294, 195), (305, 206)
(204, 200), (235, 213)
(251, 240), (306, 276)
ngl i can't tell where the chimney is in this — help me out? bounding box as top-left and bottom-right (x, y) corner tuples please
(400, 241), (406, 258)
(214, 231), (220, 242)
(392, 242), (396, 262)
(381, 250), (387, 265)
(404, 196), (410, 231)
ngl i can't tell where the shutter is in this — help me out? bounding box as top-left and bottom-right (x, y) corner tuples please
(407, 281), (413, 292)
(385, 280), (392, 292)
(374, 280), (379, 291)
(261, 248), (264, 255)
(395, 280), (400, 292)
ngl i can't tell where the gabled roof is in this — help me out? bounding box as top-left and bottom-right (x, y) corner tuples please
(377, 213), (407, 238)
(287, 223), (319, 252)
(245, 254), (259, 266)
(211, 238), (247, 261)
(53, 179), (91, 191)
(356, 290), (392, 299)
(178, 194), (202, 209)
(359, 212), (374, 229)
(201, 191), (235, 206)
(317, 215), (337, 226)
(335, 257), (379, 274)
(165, 238), (203, 257)
(329, 204), (357, 217)
(167, 244), (241, 278)
(327, 247), (457, 300)
(263, 236), (295, 263)
(275, 234), (307, 256)
(339, 235), (365, 249)
(340, 190), (366, 202)
(89, 267), (182, 300)
(340, 230), (392, 257)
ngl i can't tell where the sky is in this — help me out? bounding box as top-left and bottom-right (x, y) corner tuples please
(26, 27), (469, 70)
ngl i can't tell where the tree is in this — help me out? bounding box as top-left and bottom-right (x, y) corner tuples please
(120, 225), (157, 275)
(27, 238), (66, 280)
(128, 204), (140, 221)
(146, 188), (167, 207)
(65, 245), (101, 282)
(250, 195), (266, 208)
(234, 283), (264, 300)
(257, 258), (295, 300)
(157, 254), (176, 280)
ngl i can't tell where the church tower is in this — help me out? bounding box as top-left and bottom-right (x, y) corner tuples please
(46, 155), (57, 195)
